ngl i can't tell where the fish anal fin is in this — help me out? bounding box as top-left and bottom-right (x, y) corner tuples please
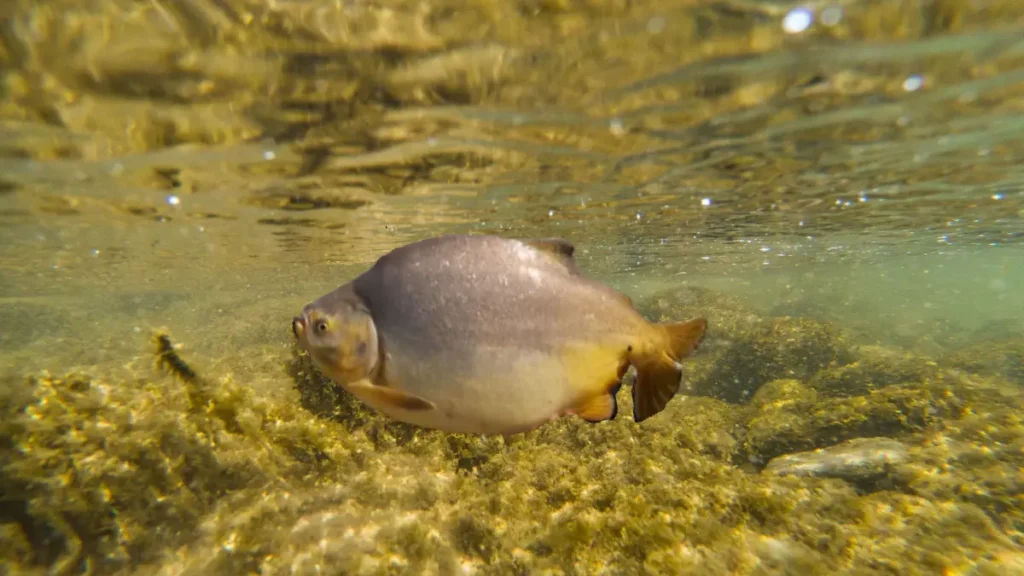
(572, 392), (618, 423)
(560, 340), (630, 422)
(523, 238), (579, 272)
(346, 379), (435, 412)
(631, 352), (682, 423)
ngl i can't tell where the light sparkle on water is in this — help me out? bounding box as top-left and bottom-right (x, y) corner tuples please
(166, 195), (181, 206)
(903, 75), (924, 91)
(782, 8), (813, 33)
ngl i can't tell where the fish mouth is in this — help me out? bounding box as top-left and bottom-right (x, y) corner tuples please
(292, 316), (306, 342)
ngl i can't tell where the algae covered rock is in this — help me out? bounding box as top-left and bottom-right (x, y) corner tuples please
(4, 289), (1024, 576)
(808, 346), (942, 397)
(749, 377), (819, 410)
(696, 316), (855, 403)
(944, 339), (1024, 385)
(0, 362), (366, 576)
(763, 437), (910, 486)
(742, 380), (967, 464)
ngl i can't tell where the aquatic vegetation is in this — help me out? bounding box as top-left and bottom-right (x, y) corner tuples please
(3, 288), (1022, 575)
(946, 340), (1024, 386)
(808, 348), (942, 397)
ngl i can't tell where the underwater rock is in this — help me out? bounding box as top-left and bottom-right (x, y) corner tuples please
(749, 378), (818, 409)
(808, 346), (942, 397)
(0, 366), (363, 576)
(742, 381), (966, 465)
(890, 384), (1024, 535)
(944, 339), (1024, 386)
(698, 316), (854, 404)
(763, 437), (909, 484)
(2, 350), (1023, 575)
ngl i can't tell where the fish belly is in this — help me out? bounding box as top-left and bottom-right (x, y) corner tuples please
(377, 343), (582, 435)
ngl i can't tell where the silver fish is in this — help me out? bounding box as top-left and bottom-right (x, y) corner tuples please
(292, 234), (706, 435)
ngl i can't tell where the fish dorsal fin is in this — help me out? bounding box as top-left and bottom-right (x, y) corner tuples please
(524, 238), (578, 273)
(609, 289), (633, 308)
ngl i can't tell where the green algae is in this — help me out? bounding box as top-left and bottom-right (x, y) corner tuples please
(2, 288), (1023, 575)
(808, 349), (942, 398)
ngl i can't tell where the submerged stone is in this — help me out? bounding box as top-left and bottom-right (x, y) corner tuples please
(749, 378), (818, 410)
(742, 382), (966, 464)
(693, 315), (852, 404)
(945, 340), (1024, 386)
(763, 437), (909, 483)
(808, 346), (941, 397)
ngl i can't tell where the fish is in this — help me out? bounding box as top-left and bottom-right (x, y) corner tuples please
(291, 234), (707, 435)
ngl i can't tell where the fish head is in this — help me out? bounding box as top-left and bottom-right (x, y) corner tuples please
(292, 286), (379, 384)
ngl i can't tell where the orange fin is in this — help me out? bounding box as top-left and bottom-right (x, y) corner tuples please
(346, 379), (435, 412)
(632, 318), (707, 423)
(572, 391), (619, 423)
(559, 340), (630, 422)
(524, 238), (579, 273)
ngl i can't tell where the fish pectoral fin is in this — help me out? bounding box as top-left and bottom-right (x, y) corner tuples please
(346, 380), (435, 412)
(571, 392), (619, 423)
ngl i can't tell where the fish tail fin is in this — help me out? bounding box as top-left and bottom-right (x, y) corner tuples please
(662, 317), (707, 360)
(631, 318), (707, 423)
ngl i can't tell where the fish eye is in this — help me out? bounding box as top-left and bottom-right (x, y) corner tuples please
(314, 320), (329, 334)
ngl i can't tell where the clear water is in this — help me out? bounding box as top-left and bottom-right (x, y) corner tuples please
(1, 1), (1023, 574)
